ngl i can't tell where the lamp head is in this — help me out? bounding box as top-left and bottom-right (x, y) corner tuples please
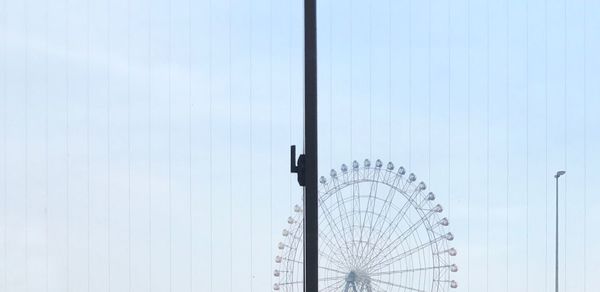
(555, 170), (566, 178)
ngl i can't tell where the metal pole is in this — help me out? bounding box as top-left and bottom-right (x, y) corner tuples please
(554, 170), (565, 292)
(303, 0), (319, 291)
(555, 176), (559, 292)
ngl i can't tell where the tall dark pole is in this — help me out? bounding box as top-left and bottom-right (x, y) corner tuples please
(303, 0), (319, 291)
(554, 170), (565, 292)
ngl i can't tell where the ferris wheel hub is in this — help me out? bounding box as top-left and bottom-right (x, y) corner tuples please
(344, 270), (372, 292)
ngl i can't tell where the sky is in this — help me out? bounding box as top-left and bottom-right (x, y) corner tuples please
(1, 0), (600, 291)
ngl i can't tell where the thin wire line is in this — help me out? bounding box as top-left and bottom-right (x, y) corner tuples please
(448, 0), (451, 220)
(44, 0), (49, 290)
(188, 0), (193, 290)
(486, 0), (490, 290)
(106, 0), (111, 289)
(167, 0), (173, 290)
(544, 0), (549, 291)
(505, 0), (510, 290)
(208, 0), (213, 289)
(24, 0), (29, 288)
(228, 0), (233, 288)
(288, 0), (292, 211)
(349, 0), (353, 159)
(0, 0), (4, 283)
(582, 1), (587, 290)
(428, 0), (431, 183)
(269, 0), (273, 284)
(466, 0), (471, 290)
(368, 0), (372, 159)
(563, 1), (567, 289)
(467, 0), (471, 291)
(408, 0), (412, 170)
(127, 0), (132, 290)
(1, 0), (5, 286)
(86, 0), (91, 290)
(525, 1), (529, 290)
(388, 0), (392, 160)
(147, 1), (152, 291)
(248, 0), (253, 289)
(65, 0), (71, 289)
(328, 0), (332, 167)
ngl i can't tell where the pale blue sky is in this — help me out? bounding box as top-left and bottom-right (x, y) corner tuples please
(1, 0), (599, 292)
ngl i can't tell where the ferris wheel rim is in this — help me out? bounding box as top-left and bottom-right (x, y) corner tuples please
(273, 159), (458, 292)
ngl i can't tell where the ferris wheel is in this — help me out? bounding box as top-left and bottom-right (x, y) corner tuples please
(273, 159), (458, 292)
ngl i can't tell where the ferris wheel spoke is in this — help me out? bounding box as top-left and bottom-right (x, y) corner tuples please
(358, 170), (379, 248)
(358, 187), (420, 267)
(331, 182), (359, 267)
(366, 175), (401, 244)
(357, 170), (383, 262)
(318, 224), (343, 252)
(319, 265), (347, 275)
(358, 176), (402, 265)
(376, 190), (420, 246)
(351, 170), (361, 259)
(363, 170), (381, 234)
(362, 209), (437, 268)
(347, 197), (362, 267)
(277, 280), (303, 286)
(319, 278), (346, 292)
(368, 264), (454, 277)
(317, 241), (351, 270)
(369, 277), (426, 292)
(319, 275), (348, 282)
(369, 280), (390, 292)
(318, 227), (347, 260)
(372, 185), (425, 251)
(319, 201), (355, 266)
(318, 245), (350, 270)
(319, 202), (349, 250)
(367, 234), (446, 273)
(276, 276), (344, 288)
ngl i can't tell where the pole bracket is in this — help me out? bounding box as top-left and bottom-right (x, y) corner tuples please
(290, 145), (306, 186)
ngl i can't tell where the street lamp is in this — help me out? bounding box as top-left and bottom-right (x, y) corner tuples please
(554, 170), (565, 292)
(289, 1), (318, 292)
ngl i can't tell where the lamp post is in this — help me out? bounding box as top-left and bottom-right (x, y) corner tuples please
(302, 0), (319, 288)
(290, 0), (318, 291)
(554, 170), (565, 292)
